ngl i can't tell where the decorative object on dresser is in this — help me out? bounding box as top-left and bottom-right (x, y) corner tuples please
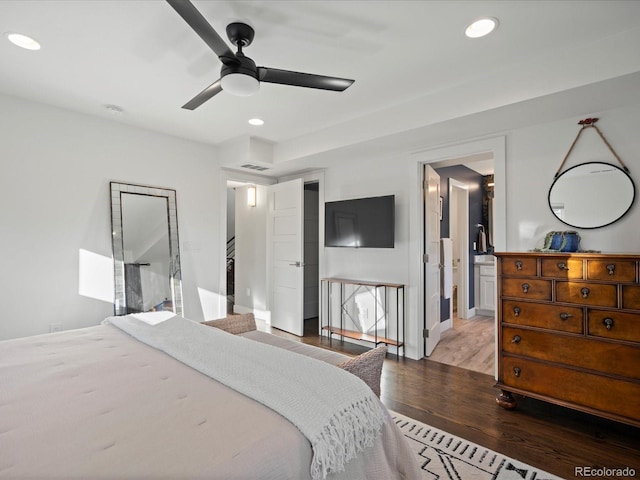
(321, 278), (405, 357)
(495, 252), (640, 427)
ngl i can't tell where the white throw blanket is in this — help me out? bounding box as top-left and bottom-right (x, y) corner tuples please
(104, 314), (385, 480)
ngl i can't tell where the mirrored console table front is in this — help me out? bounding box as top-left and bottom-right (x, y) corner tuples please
(320, 277), (405, 358)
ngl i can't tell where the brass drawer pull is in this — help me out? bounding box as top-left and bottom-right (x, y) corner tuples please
(559, 312), (572, 321)
(606, 264), (616, 275)
(522, 283), (530, 294)
(603, 317), (614, 330)
(515, 261), (523, 271)
(511, 335), (521, 344)
(557, 262), (569, 270)
(513, 367), (521, 378)
(581, 287), (590, 298)
(513, 306), (521, 317)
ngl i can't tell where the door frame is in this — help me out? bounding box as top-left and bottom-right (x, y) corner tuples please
(408, 136), (505, 360)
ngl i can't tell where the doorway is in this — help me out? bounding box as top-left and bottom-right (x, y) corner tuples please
(410, 136), (505, 361)
(303, 182), (320, 324)
(449, 178), (470, 324)
(225, 177), (321, 337)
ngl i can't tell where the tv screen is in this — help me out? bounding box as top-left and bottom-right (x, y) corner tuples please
(325, 195), (395, 248)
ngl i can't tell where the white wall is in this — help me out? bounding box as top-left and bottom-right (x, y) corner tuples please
(0, 94), (223, 340)
(323, 155), (410, 285)
(505, 106), (640, 253)
(3, 93), (638, 347)
(233, 184), (269, 319)
(320, 105), (640, 359)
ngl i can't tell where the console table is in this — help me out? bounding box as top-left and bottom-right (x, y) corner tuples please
(320, 277), (405, 357)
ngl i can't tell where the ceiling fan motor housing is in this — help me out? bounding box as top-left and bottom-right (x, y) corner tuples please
(221, 54), (258, 81)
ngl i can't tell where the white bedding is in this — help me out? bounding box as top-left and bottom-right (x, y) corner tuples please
(0, 321), (421, 480)
(105, 314), (386, 480)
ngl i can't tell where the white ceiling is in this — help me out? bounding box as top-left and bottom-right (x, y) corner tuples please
(2, 1), (640, 177)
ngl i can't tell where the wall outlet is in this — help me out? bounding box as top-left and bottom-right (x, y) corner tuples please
(49, 324), (62, 333)
(246, 287), (251, 297)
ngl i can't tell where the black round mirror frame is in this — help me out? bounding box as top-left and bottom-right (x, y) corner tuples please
(548, 162), (636, 230)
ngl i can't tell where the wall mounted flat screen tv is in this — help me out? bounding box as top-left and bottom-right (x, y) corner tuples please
(325, 195), (395, 248)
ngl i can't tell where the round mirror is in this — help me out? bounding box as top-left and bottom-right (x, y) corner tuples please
(548, 162), (635, 229)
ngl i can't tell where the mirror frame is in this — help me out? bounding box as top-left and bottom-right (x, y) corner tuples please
(548, 162), (636, 229)
(110, 182), (183, 316)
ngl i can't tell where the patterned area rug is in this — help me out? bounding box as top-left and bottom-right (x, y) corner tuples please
(390, 411), (563, 480)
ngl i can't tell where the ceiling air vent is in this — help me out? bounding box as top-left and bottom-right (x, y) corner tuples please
(241, 163), (270, 171)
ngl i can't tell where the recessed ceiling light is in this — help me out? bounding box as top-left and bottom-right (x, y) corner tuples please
(104, 104), (124, 116)
(6, 32), (41, 50)
(248, 118), (264, 126)
(465, 17), (498, 38)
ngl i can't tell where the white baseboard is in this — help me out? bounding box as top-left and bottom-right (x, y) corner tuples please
(441, 318), (452, 332)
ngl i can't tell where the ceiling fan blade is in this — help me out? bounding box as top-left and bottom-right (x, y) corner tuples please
(166, 0), (238, 65)
(182, 79), (223, 110)
(258, 67), (354, 91)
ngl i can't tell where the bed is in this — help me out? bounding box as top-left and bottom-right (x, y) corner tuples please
(0, 313), (420, 480)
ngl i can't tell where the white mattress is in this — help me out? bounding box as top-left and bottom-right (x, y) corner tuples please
(0, 324), (420, 479)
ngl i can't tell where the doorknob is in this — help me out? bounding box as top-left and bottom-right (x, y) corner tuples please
(289, 261), (304, 267)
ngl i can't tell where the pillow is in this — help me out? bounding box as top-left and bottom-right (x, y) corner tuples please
(337, 346), (387, 397)
(202, 313), (257, 335)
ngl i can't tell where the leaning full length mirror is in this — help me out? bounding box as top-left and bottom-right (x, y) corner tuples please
(110, 182), (182, 315)
(548, 162), (635, 229)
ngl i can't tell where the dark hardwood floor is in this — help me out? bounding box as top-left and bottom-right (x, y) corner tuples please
(270, 319), (640, 480)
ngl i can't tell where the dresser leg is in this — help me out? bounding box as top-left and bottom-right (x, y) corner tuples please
(496, 390), (518, 410)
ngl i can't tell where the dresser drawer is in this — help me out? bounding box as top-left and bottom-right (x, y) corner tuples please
(541, 258), (583, 279)
(622, 285), (640, 310)
(501, 300), (583, 333)
(502, 278), (551, 300)
(502, 326), (640, 379)
(501, 356), (640, 422)
(588, 309), (640, 344)
(587, 260), (636, 282)
(501, 257), (537, 276)
(556, 281), (617, 307)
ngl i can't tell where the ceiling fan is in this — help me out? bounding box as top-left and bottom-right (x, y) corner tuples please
(166, 0), (355, 110)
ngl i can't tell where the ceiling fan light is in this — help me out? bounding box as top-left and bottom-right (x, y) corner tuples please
(221, 73), (260, 96)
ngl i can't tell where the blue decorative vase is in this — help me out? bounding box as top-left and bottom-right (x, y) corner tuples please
(543, 231), (581, 252)
(560, 231), (581, 252)
(548, 232), (564, 250)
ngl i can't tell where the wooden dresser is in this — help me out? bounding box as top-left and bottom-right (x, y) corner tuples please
(495, 252), (640, 427)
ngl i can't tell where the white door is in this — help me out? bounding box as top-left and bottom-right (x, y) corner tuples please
(424, 165), (441, 356)
(267, 178), (304, 336)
